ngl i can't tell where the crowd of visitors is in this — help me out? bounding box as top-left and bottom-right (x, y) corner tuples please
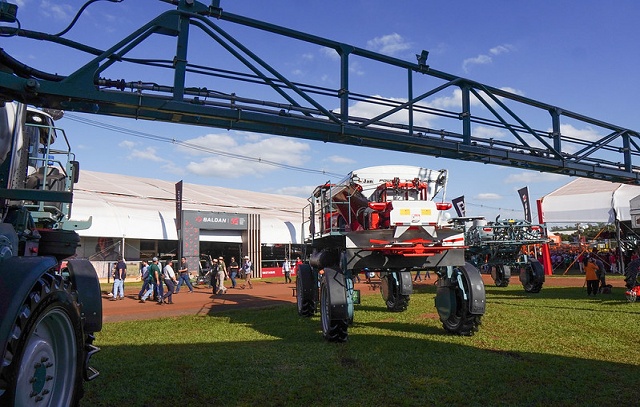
(107, 246), (639, 304)
(547, 247), (625, 275)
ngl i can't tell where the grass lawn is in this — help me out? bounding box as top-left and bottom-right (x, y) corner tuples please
(82, 282), (640, 406)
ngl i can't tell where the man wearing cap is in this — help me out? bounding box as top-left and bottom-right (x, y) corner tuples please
(111, 256), (127, 300)
(140, 257), (162, 303)
(240, 255), (253, 289)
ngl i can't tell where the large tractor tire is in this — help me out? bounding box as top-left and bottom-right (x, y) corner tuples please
(491, 265), (510, 287)
(296, 264), (316, 317)
(0, 269), (86, 407)
(520, 259), (545, 293)
(435, 263), (485, 336)
(320, 267), (349, 342)
(380, 270), (411, 312)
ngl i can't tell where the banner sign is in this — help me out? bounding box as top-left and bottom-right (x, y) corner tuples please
(452, 195), (465, 217)
(183, 211), (248, 230)
(175, 180), (183, 232)
(518, 186), (532, 222)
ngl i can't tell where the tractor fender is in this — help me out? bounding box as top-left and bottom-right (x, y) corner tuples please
(310, 249), (340, 270)
(297, 264), (317, 300)
(322, 267), (349, 321)
(381, 270), (413, 301)
(66, 259), (102, 333)
(529, 258), (545, 283)
(398, 270), (413, 295)
(502, 265), (511, 280)
(460, 263), (486, 315)
(0, 256), (58, 380)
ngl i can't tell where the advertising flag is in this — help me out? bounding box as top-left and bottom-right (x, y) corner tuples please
(518, 186), (532, 222)
(452, 195), (465, 217)
(175, 180), (183, 231)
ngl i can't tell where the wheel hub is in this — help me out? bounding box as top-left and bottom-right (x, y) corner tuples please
(19, 337), (55, 405)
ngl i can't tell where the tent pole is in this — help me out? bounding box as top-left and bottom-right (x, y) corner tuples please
(616, 219), (624, 274)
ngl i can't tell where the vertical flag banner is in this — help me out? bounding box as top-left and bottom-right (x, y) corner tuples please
(518, 186), (532, 222)
(452, 195), (465, 217)
(175, 180), (183, 231)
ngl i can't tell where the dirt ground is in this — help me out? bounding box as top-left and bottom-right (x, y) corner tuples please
(102, 274), (628, 323)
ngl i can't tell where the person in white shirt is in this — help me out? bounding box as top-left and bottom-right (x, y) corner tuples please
(282, 258), (292, 284)
(162, 260), (178, 304)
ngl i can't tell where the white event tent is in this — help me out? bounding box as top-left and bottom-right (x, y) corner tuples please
(70, 171), (308, 244)
(540, 177), (640, 224)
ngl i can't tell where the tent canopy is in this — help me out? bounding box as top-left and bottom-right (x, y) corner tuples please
(71, 171), (308, 244)
(540, 178), (640, 224)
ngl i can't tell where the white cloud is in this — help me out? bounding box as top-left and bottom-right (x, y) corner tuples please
(318, 47), (365, 75)
(39, 0), (73, 20)
(180, 133), (311, 179)
(320, 47), (339, 60)
(349, 60), (364, 76)
(475, 193), (503, 200)
(325, 155), (355, 164)
(130, 146), (163, 162)
(162, 161), (186, 176)
(499, 86), (524, 97)
(272, 185), (316, 198)
(532, 124), (603, 154)
(472, 125), (508, 140)
(559, 124), (602, 143)
(504, 171), (568, 184)
(490, 45), (514, 55)
(429, 88), (463, 110)
(463, 43), (514, 73)
(366, 33), (412, 56)
(463, 54), (492, 72)
(178, 133), (237, 156)
(118, 140), (162, 162)
(118, 140), (136, 149)
(344, 95), (434, 129)
(186, 156), (246, 178)
(428, 86), (525, 114)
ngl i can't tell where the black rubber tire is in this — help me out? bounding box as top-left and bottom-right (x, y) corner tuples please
(296, 264), (316, 317)
(320, 276), (348, 342)
(0, 269), (85, 407)
(440, 268), (482, 336)
(493, 265), (510, 287)
(380, 272), (409, 312)
(521, 259), (544, 293)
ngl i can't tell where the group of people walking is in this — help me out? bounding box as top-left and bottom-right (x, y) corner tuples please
(210, 255), (253, 294)
(138, 257), (192, 304)
(109, 255), (256, 304)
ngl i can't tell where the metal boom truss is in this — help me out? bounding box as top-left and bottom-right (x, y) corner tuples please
(1, 0), (640, 183)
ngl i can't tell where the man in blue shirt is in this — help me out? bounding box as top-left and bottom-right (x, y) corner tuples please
(111, 256), (127, 300)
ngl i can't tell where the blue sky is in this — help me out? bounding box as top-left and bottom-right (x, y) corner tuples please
(4, 0), (640, 222)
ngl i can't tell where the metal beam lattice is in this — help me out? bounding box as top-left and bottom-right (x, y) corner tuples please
(1, 0), (639, 183)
